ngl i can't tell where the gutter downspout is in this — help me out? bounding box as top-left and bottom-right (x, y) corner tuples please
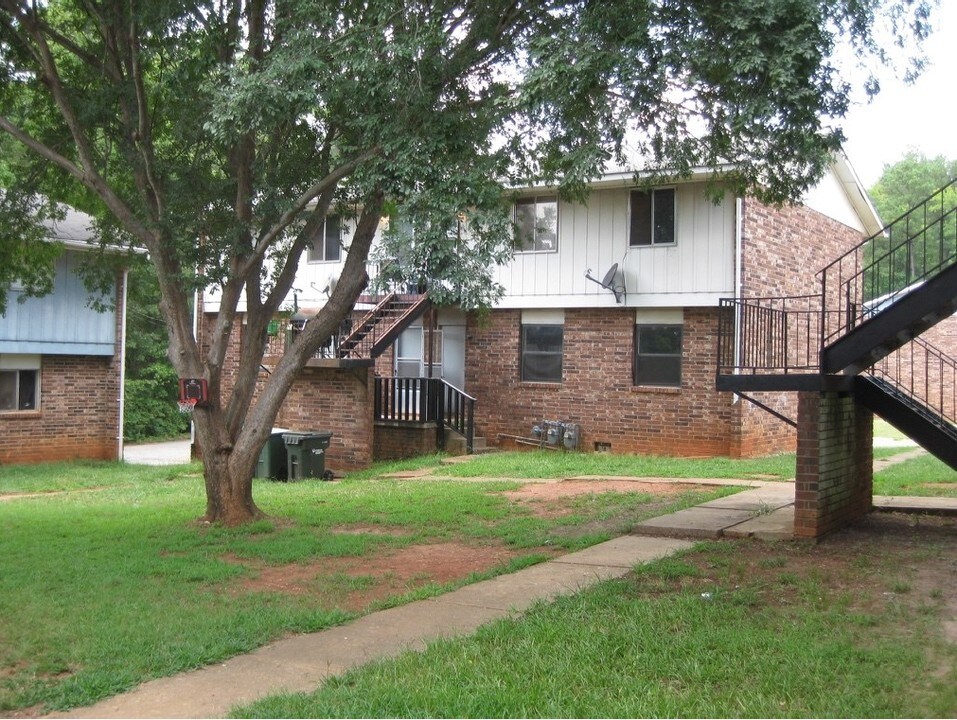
(191, 286), (198, 453)
(117, 267), (129, 461)
(733, 197), (743, 404)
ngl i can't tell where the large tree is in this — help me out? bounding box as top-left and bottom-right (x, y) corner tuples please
(865, 151), (957, 296)
(0, 0), (932, 524)
(870, 151), (957, 223)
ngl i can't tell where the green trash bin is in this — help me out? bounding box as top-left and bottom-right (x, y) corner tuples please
(283, 431), (333, 481)
(255, 428), (290, 481)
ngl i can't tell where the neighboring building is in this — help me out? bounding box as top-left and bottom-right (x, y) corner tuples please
(0, 208), (133, 464)
(203, 153), (884, 469)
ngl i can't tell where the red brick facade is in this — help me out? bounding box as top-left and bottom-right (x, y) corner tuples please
(273, 366), (375, 472)
(197, 305), (377, 473)
(0, 275), (124, 465)
(732, 197), (871, 456)
(794, 391), (873, 538)
(465, 307), (745, 456)
(373, 421), (439, 461)
(0, 355), (121, 464)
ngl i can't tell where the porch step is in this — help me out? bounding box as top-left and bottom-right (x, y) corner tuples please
(443, 431), (494, 456)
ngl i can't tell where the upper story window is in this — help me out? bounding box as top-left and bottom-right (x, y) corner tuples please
(0, 356), (40, 412)
(514, 197), (558, 253)
(307, 216), (342, 263)
(629, 188), (675, 247)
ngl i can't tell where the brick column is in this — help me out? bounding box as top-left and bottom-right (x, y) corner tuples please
(794, 391), (873, 538)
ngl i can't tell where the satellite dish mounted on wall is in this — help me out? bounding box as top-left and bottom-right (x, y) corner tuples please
(584, 263), (625, 303)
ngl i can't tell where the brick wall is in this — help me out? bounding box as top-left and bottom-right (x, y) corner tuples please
(199, 307), (377, 471)
(272, 365), (375, 472)
(873, 315), (957, 422)
(740, 197), (863, 298)
(734, 197), (868, 456)
(466, 306), (749, 456)
(0, 271), (123, 464)
(373, 421), (438, 461)
(0, 355), (121, 464)
(794, 391), (873, 539)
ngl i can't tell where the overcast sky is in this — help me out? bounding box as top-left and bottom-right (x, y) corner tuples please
(840, 2), (957, 189)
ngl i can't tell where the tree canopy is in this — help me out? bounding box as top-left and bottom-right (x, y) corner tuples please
(870, 151), (957, 225)
(0, 0), (935, 522)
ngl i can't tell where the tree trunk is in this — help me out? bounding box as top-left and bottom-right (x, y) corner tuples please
(195, 411), (265, 525)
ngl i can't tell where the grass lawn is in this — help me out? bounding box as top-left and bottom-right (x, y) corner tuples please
(0, 456), (731, 714)
(2, 447), (954, 716)
(233, 513), (957, 718)
(874, 451), (957, 497)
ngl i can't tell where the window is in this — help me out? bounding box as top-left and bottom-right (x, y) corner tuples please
(630, 188), (675, 246)
(634, 325), (682, 387)
(514, 197), (558, 252)
(521, 324), (563, 382)
(307, 216), (342, 262)
(0, 369), (39, 411)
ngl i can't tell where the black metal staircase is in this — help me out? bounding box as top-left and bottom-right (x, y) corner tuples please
(338, 292), (432, 359)
(717, 177), (957, 469)
(819, 178), (957, 374)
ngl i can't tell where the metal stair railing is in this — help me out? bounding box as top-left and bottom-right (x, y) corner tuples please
(717, 294), (826, 377)
(338, 292), (397, 358)
(374, 377), (476, 453)
(337, 293), (430, 359)
(867, 335), (957, 434)
(818, 177), (957, 347)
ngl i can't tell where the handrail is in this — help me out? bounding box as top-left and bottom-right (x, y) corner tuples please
(439, 379), (476, 453)
(818, 177), (957, 345)
(373, 377), (475, 453)
(867, 335), (957, 430)
(717, 295), (824, 376)
(338, 291), (396, 358)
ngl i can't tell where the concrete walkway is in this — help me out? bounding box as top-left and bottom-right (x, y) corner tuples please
(124, 439), (192, 466)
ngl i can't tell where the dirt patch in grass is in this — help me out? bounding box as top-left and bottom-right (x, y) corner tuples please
(500, 479), (707, 518)
(229, 542), (519, 611)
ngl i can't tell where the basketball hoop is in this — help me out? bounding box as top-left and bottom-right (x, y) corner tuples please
(177, 378), (208, 414)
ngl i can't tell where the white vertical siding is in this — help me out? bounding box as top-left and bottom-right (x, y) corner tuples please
(494, 181), (735, 308)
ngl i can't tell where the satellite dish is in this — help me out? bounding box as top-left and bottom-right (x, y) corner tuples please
(584, 263), (625, 303)
(601, 263), (619, 287)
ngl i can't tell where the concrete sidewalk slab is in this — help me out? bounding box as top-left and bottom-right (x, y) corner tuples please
(874, 495), (957, 515)
(568, 474), (773, 488)
(698, 484), (794, 511)
(723, 506), (795, 540)
(633, 506), (756, 538)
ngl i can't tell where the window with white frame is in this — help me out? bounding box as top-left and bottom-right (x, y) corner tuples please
(521, 323), (563, 383)
(514, 197), (558, 253)
(633, 324), (682, 387)
(307, 215), (342, 263)
(629, 188), (676, 246)
(0, 355), (40, 411)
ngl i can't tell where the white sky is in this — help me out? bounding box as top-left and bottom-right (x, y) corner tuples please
(841, 2), (957, 189)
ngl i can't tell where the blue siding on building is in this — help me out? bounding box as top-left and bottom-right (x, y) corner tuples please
(0, 250), (116, 355)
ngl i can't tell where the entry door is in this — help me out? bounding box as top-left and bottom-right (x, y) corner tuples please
(395, 327), (423, 378)
(441, 324), (465, 390)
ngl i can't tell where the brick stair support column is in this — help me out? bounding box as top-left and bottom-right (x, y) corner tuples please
(794, 391), (873, 538)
